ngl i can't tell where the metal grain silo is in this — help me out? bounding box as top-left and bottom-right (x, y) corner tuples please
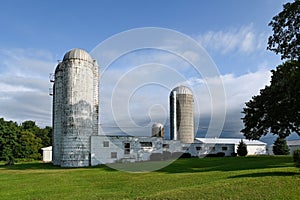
(152, 123), (164, 138)
(170, 86), (194, 143)
(52, 48), (99, 167)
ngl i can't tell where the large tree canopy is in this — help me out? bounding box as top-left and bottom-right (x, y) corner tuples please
(242, 0), (300, 140)
(0, 118), (52, 162)
(267, 0), (300, 61)
(241, 61), (300, 139)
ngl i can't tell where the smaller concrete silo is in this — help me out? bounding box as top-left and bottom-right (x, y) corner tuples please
(170, 86), (194, 143)
(152, 123), (165, 138)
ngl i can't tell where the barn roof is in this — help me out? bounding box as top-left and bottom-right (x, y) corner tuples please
(195, 138), (266, 145)
(41, 146), (52, 151)
(287, 140), (300, 146)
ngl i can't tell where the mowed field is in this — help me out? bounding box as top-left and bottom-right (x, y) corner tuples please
(0, 156), (299, 200)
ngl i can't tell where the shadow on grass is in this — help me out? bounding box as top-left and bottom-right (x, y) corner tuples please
(229, 171), (299, 178)
(0, 161), (117, 171)
(1, 156), (295, 174)
(0, 162), (59, 170)
(154, 156), (295, 174)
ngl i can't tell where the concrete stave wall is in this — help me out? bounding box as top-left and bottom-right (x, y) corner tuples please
(52, 49), (99, 167)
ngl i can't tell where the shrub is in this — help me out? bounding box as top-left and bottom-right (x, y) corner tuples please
(162, 151), (171, 160)
(216, 152), (225, 157)
(273, 137), (290, 155)
(293, 149), (300, 168)
(205, 154), (217, 157)
(237, 140), (248, 156)
(180, 153), (192, 158)
(231, 152), (237, 157)
(150, 153), (162, 161)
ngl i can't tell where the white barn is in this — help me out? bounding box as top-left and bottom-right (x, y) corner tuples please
(287, 140), (300, 155)
(43, 137), (267, 165)
(90, 136), (184, 166)
(195, 138), (267, 156)
(268, 140), (300, 155)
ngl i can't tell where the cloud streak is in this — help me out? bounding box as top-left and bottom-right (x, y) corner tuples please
(197, 24), (267, 55)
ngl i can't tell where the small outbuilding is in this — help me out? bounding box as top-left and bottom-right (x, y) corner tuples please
(268, 139), (300, 155)
(41, 146), (52, 162)
(195, 138), (267, 156)
(287, 140), (300, 155)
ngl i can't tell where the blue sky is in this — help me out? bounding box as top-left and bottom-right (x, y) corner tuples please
(1, 0), (298, 142)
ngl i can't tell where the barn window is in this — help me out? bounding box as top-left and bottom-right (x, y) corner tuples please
(103, 141), (109, 147)
(140, 142), (152, 148)
(124, 143), (130, 154)
(209, 146), (215, 151)
(111, 152), (117, 158)
(182, 147), (189, 151)
(222, 147), (228, 151)
(196, 146), (202, 151)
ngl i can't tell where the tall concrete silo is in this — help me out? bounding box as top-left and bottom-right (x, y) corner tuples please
(170, 86), (194, 143)
(152, 123), (164, 138)
(52, 48), (99, 167)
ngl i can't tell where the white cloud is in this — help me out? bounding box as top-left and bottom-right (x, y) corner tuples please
(0, 48), (55, 126)
(223, 70), (271, 110)
(186, 69), (271, 115)
(99, 51), (272, 136)
(197, 24), (268, 55)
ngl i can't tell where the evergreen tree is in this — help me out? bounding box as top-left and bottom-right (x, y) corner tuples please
(273, 137), (290, 155)
(237, 140), (248, 157)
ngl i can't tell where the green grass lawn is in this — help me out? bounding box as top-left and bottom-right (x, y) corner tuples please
(0, 156), (299, 200)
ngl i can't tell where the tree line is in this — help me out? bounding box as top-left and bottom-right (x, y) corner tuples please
(0, 118), (52, 164)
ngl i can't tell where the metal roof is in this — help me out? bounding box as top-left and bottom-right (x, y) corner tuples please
(195, 138), (266, 145)
(41, 146), (52, 151)
(63, 48), (93, 62)
(171, 85), (193, 95)
(287, 140), (300, 146)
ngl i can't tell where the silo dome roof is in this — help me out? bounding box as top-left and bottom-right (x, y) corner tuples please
(171, 85), (193, 95)
(152, 123), (164, 128)
(63, 48), (93, 62)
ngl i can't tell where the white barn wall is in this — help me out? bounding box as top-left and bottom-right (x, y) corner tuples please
(195, 138), (267, 156)
(289, 145), (300, 155)
(234, 144), (266, 155)
(91, 136), (187, 166)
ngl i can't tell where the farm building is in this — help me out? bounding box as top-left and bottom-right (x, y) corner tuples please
(287, 140), (300, 154)
(44, 136), (267, 165)
(90, 136), (184, 165)
(41, 146), (52, 162)
(268, 140), (300, 155)
(49, 48), (267, 167)
(195, 138), (267, 156)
